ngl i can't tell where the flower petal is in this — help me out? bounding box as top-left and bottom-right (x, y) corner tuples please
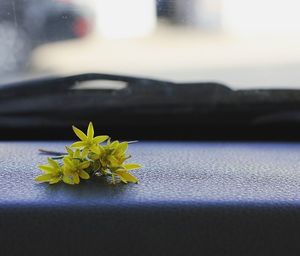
(87, 122), (94, 140)
(119, 176), (128, 184)
(116, 171), (138, 183)
(63, 158), (75, 169)
(74, 149), (80, 158)
(116, 142), (128, 154)
(110, 140), (119, 149)
(108, 155), (119, 166)
(72, 126), (88, 141)
(38, 165), (54, 173)
(35, 174), (53, 183)
(79, 170), (90, 180)
(65, 146), (74, 157)
(47, 158), (59, 168)
(63, 175), (74, 185)
(71, 141), (87, 148)
(73, 173), (80, 184)
(49, 177), (61, 184)
(123, 163), (141, 171)
(81, 148), (89, 158)
(63, 167), (73, 176)
(93, 135), (109, 144)
(79, 161), (90, 169)
(90, 144), (100, 154)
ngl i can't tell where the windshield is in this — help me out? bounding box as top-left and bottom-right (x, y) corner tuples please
(1, 0), (300, 89)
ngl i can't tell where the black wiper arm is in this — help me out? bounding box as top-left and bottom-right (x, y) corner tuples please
(0, 73), (174, 96)
(1, 72), (300, 140)
(0, 72), (230, 103)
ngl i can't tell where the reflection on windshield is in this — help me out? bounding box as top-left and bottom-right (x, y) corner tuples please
(1, 0), (300, 89)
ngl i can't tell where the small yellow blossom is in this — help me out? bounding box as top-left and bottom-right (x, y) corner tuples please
(91, 140), (128, 166)
(114, 163), (141, 184)
(35, 158), (63, 184)
(90, 140), (141, 184)
(115, 169), (139, 184)
(63, 155), (91, 184)
(36, 122), (141, 185)
(71, 122), (108, 152)
(65, 146), (88, 160)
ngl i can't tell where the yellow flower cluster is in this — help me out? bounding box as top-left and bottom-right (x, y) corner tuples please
(35, 122), (141, 185)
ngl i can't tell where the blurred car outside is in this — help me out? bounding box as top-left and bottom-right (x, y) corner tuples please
(0, 0), (93, 74)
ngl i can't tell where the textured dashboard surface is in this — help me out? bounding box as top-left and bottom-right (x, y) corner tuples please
(1, 141), (300, 255)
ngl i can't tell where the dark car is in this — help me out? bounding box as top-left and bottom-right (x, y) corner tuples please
(0, 0), (92, 73)
(157, 0), (173, 17)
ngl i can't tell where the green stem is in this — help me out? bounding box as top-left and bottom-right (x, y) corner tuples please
(39, 149), (66, 156)
(111, 173), (115, 184)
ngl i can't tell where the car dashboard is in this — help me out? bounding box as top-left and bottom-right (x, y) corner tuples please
(1, 141), (300, 255)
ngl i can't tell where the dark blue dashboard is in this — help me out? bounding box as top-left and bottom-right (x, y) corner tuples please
(1, 142), (300, 255)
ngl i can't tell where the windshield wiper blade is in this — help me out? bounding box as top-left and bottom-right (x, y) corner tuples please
(0, 72), (230, 105)
(0, 73), (174, 96)
(0, 72), (230, 97)
(6, 72), (300, 140)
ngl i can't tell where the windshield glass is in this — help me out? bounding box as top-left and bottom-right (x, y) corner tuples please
(1, 0), (300, 89)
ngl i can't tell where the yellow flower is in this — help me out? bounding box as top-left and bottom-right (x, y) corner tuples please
(114, 163), (141, 184)
(92, 140), (129, 167)
(35, 158), (63, 184)
(71, 122), (108, 152)
(65, 146), (88, 160)
(108, 141), (129, 166)
(63, 155), (91, 184)
(90, 139), (141, 184)
(35, 123), (142, 186)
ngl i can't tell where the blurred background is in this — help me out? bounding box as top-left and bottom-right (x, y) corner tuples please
(1, 0), (300, 88)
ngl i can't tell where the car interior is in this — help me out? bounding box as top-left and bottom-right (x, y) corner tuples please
(1, 1), (300, 255)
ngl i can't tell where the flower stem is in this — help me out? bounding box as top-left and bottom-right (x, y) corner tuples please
(39, 149), (66, 156)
